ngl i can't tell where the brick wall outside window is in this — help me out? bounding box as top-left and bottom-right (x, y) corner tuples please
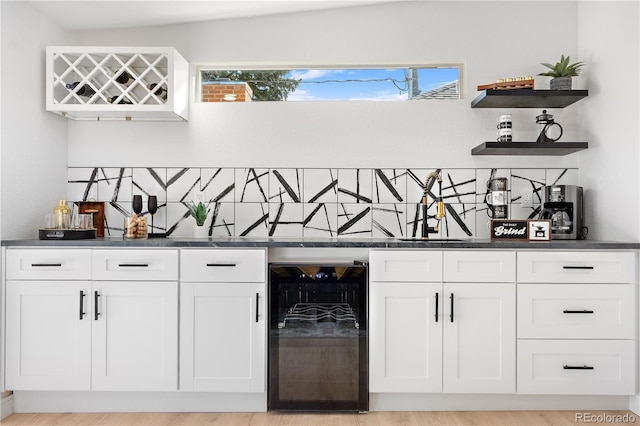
(202, 82), (253, 102)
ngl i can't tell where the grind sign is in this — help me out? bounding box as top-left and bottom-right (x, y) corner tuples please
(491, 219), (551, 241)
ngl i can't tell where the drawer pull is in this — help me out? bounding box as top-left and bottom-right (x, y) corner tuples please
(94, 291), (101, 320)
(563, 365), (595, 370)
(79, 291), (86, 320)
(31, 263), (62, 267)
(435, 292), (439, 323)
(563, 309), (595, 314)
(118, 263), (149, 267)
(450, 293), (454, 323)
(256, 292), (259, 323)
(562, 266), (594, 270)
(206, 263), (237, 267)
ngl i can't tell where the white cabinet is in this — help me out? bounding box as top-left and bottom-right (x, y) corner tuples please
(179, 249), (266, 392)
(5, 248), (179, 392)
(5, 280), (91, 390)
(91, 249), (178, 391)
(91, 280), (178, 391)
(369, 250), (515, 394)
(516, 250), (636, 395)
(442, 282), (515, 394)
(442, 251), (515, 394)
(46, 46), (189, 121)
(369, 281), (442, 393)
(518, 340), (635, 395)
(517, 251), (635, 284)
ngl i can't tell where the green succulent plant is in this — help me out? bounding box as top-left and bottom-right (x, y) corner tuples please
(186, 200), (211, 226)
(539, 55), (585, 78)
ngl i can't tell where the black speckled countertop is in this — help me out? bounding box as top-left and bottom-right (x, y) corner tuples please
(2, 237), (639, 249)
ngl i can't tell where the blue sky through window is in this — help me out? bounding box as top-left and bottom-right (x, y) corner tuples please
(286, 67), (459, 101)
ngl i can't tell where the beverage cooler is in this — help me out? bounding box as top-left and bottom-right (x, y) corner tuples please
(268, 263), (368, 411)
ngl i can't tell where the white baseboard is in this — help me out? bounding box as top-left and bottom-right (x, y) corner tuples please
(1, 393), (15, 420)
(370, 393), (631, 412)
(12, 391), (267, 413)
(629, 395), (640, 415)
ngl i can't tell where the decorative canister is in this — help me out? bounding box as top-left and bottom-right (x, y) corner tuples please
(124, 214), (148, 239)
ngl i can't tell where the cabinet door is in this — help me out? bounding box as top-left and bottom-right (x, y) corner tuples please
(369, 281), (442, 393)
(443, 283), (515, 393)
(180, 282), (266, 392)
(91, 281), (178, 391)
(5, 281), (91, 390)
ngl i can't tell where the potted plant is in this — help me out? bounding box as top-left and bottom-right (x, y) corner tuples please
(538, 55), (585, 90)
(186, 199), (211, 237)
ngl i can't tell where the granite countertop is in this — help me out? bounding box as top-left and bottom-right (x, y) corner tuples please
(2, 237), (639, 249)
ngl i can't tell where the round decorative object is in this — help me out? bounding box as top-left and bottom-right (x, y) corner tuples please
(550, 76), (572, 90)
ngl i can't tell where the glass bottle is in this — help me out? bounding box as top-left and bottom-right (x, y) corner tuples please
(53, 199), (71, 229)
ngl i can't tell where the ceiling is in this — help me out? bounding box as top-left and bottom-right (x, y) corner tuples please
(26, 0), (403, 31)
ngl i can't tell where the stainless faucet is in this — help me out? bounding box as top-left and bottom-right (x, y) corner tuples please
(421, 170), (445, 239)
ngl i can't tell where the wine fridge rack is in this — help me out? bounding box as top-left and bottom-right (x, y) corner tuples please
(278, 303), (359, 329)
(46, 46), (189, 121)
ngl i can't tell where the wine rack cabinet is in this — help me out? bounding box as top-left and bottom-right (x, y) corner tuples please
(46, 46), (189, 121)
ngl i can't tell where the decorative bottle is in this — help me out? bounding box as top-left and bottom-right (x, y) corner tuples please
(65, 82), (95, 97)
(53, 199), (71, 229)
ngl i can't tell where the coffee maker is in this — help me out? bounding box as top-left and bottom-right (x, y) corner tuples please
(539, 185), (584, 239)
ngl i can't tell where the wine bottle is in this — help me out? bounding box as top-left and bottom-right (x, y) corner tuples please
(65, 82), (95, 97)
(107, 96), (134, 104)
(147, 83), (168, 101)
(115, 71), (133, 85)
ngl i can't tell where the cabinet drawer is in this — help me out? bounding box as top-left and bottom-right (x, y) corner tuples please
(92, 249), (178, 281)
(444, 251), (515, 282)
(180, 249), (266, 282)
(517, 340), (635, 395)
(369, 250), (442, 282)
(6, 249), (92, 280)
(518, 284), (634, 339)
(517, 251), (635, 283)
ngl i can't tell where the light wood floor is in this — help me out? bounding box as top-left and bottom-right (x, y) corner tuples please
(2, 411), (636, 426)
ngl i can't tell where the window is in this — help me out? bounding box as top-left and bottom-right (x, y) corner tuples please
(198, 66), (461, 102)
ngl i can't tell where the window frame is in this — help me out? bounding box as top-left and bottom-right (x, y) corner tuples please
(195, 63), (465, 103)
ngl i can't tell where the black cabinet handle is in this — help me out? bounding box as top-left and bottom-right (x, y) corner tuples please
(435, 292), (439, 323)
(79, 291), (86, 320)
(563, 309), (595, 314)
(118, 263), (149, 267)
(94, 291), (100, 320)
(450, 293), (454, 323)
(562, 266), (594, 270)
(206, 263), (237, 267)
(563, 365), (594, 370)
(255, 292), (259, 323)
(31, 263), (62, 267)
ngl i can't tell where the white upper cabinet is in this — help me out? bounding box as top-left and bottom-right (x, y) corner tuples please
(46, 46), (189, 121)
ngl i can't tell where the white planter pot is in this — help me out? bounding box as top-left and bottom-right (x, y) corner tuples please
(193, 225), (209, 238)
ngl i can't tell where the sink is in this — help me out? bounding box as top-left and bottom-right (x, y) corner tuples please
(395, 238), (463, 242)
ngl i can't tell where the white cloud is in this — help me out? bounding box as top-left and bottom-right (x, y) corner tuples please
(288, 69), (345, 81)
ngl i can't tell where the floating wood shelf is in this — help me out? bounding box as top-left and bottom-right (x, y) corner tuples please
(471, 89), (588, 108)
(471, 142), (589, 156)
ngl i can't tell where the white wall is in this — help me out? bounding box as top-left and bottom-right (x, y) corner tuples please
(1, 1), (638, 241)
(67, 1), (583, 170)
(577, 1), (639, 241)
(0, 2), (73, 239)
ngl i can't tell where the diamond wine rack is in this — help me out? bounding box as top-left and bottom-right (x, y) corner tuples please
(46, 46), (189, 121)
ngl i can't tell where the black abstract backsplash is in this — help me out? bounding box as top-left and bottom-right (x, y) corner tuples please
(67, 167), (578, 238)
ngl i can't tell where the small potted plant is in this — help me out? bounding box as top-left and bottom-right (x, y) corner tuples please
(538, 55), (585, 90)
(186, 199), (211, 237)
